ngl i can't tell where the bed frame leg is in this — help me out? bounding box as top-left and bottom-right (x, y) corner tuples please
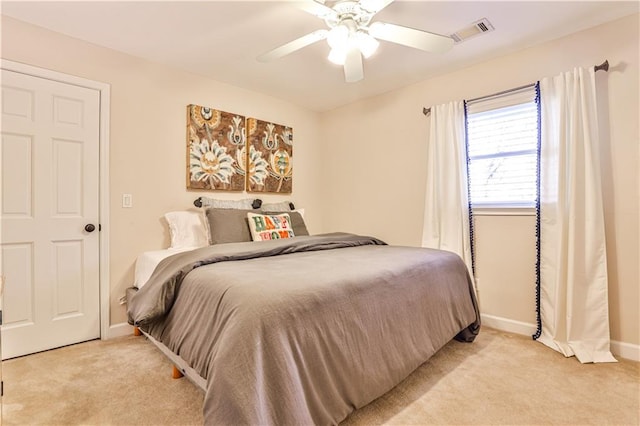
(172, 365), (184, 379)
(132, 326), (182, 379)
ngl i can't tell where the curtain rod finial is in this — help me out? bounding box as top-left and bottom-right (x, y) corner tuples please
(594, 60), (609, 72)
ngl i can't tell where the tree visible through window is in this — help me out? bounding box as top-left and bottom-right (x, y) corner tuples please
(466, 88), (539, 208)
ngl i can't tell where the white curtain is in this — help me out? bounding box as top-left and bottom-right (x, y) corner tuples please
(538, 67), (616, 363)
(421, 101), (474, 276)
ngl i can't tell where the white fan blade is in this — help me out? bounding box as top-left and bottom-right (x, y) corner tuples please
(257, 30), (328, 62)
(369, 22), (453, 53)
(360, 0), (395, 14)
(344, 47), (364, 83)
(296, 0), (338, 20)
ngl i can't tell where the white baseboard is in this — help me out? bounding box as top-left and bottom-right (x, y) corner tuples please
(610, 340), (640, 362)
(481, 313), (640, 362)
(481, 313), (537, 337)
(104, 322), (134, 339)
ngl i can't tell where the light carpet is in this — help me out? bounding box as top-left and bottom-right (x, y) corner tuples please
(3, 327), (639, 425)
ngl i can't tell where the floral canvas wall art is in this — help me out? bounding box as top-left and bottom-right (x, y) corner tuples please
(246, 118), (293, 194)
(187, 104), (246, 191)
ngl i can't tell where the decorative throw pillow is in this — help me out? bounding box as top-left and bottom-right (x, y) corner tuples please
(261, 210), (309, 236)
(164, 211), (209, 249)
(247, 213), (296, 241)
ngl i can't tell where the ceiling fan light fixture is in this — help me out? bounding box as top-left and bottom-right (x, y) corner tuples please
(260, 0), (454, 83)
(328, 28), (378, 65)
(355, 31), (379, 58)
(327, 25), (349, 49)
(328, 46), (348, 65)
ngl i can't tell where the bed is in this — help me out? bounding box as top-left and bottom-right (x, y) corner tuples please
(127, 227), (480, 425)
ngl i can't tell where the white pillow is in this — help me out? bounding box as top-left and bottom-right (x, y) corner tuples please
(164, 210), (209, 249)
(134, 247), (194, 288)
(247, 213), (295, 242)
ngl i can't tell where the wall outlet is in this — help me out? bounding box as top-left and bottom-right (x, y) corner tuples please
(122, 193), (133, 208)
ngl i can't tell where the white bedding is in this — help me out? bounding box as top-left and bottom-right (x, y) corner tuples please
(134, 247), (195, 288)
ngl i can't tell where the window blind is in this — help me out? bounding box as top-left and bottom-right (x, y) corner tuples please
(466, 85), (539, 208)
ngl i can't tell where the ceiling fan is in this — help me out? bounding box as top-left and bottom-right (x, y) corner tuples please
(257, 0), (454, 83)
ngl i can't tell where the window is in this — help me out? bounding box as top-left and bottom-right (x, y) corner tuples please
(466, 85), (539, 208)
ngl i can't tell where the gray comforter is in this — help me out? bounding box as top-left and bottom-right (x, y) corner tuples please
(128, 233), (480, 425)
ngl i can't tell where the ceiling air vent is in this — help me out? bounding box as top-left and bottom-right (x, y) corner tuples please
(450, 18), (494, 44)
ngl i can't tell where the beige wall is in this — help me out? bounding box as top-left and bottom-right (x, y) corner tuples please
(1, 16), (324, 325)
(320, 14), (639, 346)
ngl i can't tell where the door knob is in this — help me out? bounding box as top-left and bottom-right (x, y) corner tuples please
(85, 224), (96, 233)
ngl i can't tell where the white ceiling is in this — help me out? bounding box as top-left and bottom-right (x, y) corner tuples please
(2, 1), (638, 111)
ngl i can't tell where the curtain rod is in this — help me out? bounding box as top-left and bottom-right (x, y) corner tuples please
(422, 59), (609, 116)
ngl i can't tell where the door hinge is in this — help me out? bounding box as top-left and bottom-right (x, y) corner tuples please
(99, 224), (102, 232)
(1, 380), (4, 397)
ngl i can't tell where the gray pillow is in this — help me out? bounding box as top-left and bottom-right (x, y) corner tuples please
(260, 201), (295, 212)
(263, 210), (309, 236)
(205, 208), (254, 244)
(196, 197), (256, 209)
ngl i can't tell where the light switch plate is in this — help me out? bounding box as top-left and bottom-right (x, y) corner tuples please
(122, 193), (133, 208)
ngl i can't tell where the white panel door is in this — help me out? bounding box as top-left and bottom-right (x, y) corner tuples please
(1, 69), (100, 359)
